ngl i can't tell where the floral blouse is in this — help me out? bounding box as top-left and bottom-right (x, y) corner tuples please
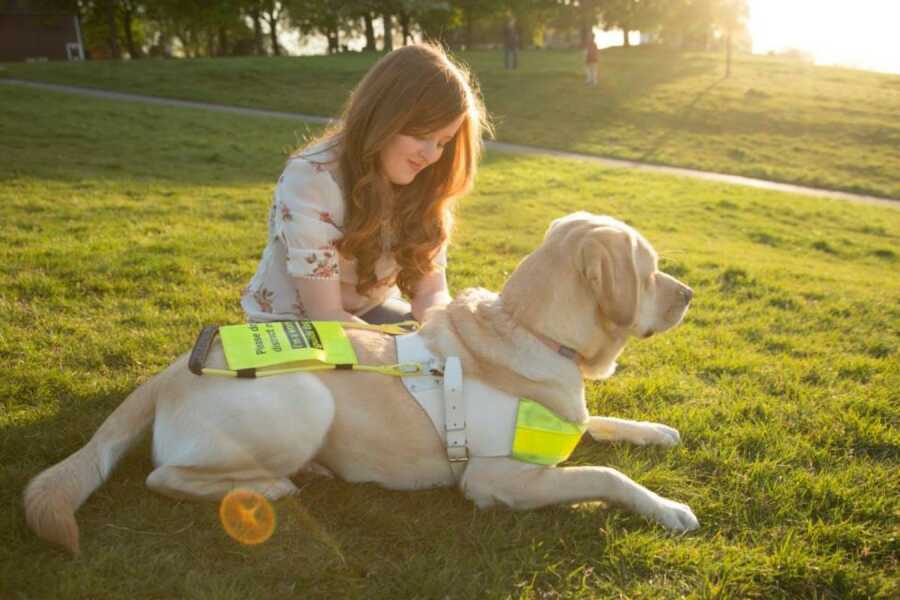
(241, 143), (447, 322)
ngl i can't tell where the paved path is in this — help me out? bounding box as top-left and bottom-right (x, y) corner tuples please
(3, 78), (896, 209)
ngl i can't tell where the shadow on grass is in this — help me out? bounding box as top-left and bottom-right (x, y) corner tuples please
(639, 76), (728, 163)
(481, 47), (720, 146)
(3, 369), (646, 598)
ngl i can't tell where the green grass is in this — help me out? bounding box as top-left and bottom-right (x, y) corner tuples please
(2, 84), (899, 599)
(4, 47), (900, 200)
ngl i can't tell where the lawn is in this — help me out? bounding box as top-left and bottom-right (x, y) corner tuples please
(4, 47), (900, 201)
(1, 83), (898, 599)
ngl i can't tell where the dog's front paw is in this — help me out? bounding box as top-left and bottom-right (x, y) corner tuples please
(615, 421), (682, 447)
(644, 423), (681, 447)
(587, 418), (681, 447)
(652, 497), (699, 532)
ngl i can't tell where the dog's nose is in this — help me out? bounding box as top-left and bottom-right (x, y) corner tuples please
(680, 287), (694, 303)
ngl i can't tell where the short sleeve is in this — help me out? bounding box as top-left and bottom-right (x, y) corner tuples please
(274, 158), (345, 280)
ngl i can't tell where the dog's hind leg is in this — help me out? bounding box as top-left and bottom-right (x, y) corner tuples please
(587, 416), (681, 447)
(146, 466), (298, 501)
(151, 373), (336, 501)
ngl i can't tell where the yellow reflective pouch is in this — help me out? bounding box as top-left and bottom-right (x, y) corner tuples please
(511, 398), (588, 466)
(219, 321), (358, 372)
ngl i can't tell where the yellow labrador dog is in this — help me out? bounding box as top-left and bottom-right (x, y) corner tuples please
(25, 212), (698, 555)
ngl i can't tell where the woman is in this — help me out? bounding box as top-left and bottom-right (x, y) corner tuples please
(242, 43), (489, 325)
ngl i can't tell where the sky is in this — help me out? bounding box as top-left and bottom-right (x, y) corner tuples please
(747, 0), (900, 74)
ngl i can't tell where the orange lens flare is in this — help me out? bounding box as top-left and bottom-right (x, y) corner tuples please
(219, 489), (276, 545)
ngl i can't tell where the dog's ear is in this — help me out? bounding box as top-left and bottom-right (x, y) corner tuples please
(579, 227), (639, 327)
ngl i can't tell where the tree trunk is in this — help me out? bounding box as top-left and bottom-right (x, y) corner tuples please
(105, 0), (120, 59)
(580, 0), (594, 47)
(176, 34), (190, 58)
(218, 25), (229, 56)
(251, 11), (265, 55)
(382, 13), (393, 51)
(268, 17), (281, 56)
(122, 4), (140, 58)
(364, 13), (376, 51)
(328, 27), (339, 54)
(400, 11), (411, 45)
(623, 28), (630, 47)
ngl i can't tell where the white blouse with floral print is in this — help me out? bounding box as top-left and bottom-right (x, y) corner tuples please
(241, 144), (447, 322)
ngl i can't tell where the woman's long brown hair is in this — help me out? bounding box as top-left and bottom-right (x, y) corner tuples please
(294, 43), (489, 299)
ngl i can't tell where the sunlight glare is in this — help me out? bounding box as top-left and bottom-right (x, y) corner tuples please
(748, 0), (900, 74)
(219, 488), (276, 545)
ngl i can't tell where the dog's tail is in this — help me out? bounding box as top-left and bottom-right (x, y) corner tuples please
(23, 371), (163, 555)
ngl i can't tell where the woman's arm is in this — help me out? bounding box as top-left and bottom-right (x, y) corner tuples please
(272, 156), (359, 322)
(293, 277), (366, 323)
(411, 269), (452, 322)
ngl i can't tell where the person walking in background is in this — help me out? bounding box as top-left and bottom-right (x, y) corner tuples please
(585, 37), (599, 86)
(504, 16), (518, 70)
(241, 44), (490, 326)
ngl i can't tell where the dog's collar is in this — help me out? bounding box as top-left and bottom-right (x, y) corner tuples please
(528, 328), (582, 364)
(498, 300), (583, 364)
(502, 310), (581, 363)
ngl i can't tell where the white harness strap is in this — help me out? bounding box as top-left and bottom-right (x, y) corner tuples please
(396, 332), (518, 480)
(443, 357), (467, 464)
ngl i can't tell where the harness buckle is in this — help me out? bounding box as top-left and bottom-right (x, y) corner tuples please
(447, 446), (469, 462)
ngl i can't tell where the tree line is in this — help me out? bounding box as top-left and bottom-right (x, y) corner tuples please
(30, 0), (748, 59)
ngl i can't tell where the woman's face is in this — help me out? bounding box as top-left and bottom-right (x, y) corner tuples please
(379, 114), (466, 185)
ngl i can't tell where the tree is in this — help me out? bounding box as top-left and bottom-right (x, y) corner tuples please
(238, 0), (268, 55)
(581, 0), (599, 47)
(714, 0), (747, 76)
(142, 0), (251, 57)
(260, 1), (286, 56)
(659, 0), (716, 50)
(117, 0), (145, 57)
(600, 0), (666, 47)
(402, 0), (461, 45)
(452, 0), (504, 49)
(504, 0), (566, 49)
(46, 0), (122, 58)
(100, 0), (121, 57)
(396, 0), (415, 44)
(363, 11), (377, 50)
(285, 0), (346, 54)
(382, 12), (394, 50)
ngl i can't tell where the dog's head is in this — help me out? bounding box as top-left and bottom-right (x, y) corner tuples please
(501, 212), (693, 380)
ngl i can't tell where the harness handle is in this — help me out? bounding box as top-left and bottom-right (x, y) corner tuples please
(188, 320), (420, 378)
(339, 320), (419, 335)
(188, 325), (220, 375)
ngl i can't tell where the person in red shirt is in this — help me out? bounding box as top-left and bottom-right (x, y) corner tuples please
(585, 37), (599, 86)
